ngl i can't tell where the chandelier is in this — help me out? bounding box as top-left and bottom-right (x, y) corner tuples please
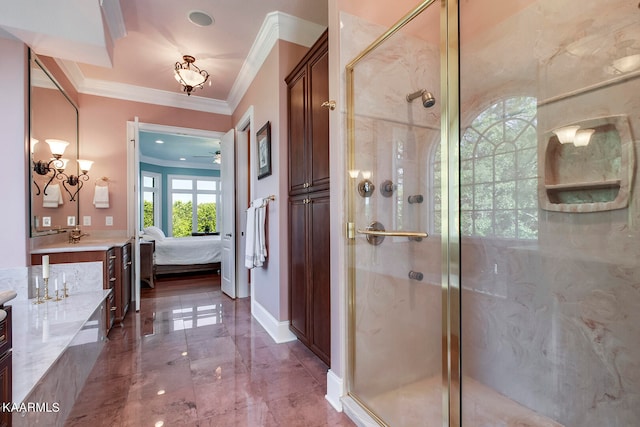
(174, 55), (209, 96)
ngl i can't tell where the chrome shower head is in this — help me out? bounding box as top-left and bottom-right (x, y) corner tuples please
(406, 89), (436, 108)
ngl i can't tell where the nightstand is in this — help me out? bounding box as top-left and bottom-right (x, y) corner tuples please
(140, 240), (155, 288)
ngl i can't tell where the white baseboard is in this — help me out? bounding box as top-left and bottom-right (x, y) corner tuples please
(251, 298), (297, 343)
(325, 369), (344, 411)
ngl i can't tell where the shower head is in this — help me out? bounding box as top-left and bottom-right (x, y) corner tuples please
(406, 89), (436, 108)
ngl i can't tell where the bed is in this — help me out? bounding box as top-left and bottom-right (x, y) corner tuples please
(142, 226), (222, 277)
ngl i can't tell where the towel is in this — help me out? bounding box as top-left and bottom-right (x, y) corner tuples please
(43, 184), (63, 208)
(93, 185), (110, 208)
(244, 198), (268, 269)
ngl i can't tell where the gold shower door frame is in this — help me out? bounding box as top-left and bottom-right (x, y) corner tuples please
(345, 1), (461, 426)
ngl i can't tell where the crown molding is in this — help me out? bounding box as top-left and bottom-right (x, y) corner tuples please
(226, 12), (326, 111)
(82, 78), (233, 114)
(54, 12), (326, 115)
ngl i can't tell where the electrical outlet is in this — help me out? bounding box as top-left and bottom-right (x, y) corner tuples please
(42, 217), (51, 227)
(67, 216), (76, 227)
(83, 216), (91, 226)
(105, 216), (113, 226)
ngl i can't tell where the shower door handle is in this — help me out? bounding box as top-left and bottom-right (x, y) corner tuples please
(321, 100), (336, 110)
(356, 229), (428, 238)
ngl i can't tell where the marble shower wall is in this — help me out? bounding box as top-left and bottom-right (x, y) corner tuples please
(459, 0), (640, 426)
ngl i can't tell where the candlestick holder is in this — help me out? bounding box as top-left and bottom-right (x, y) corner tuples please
(43, 277), (52, 300)
(63, 282), (69, 298)
(54, 289), (62, 302)
(33, 286), (44, 304)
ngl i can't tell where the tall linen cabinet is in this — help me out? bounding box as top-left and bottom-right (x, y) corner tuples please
(286, 30), (331, 365)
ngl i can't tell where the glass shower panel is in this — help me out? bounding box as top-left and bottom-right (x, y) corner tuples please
(460, 1), (640, 426)
(347, 2), (443, 426)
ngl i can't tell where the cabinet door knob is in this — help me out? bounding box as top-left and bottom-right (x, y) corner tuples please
(321, 100), (336, 110)
(110, 306), (117, 311)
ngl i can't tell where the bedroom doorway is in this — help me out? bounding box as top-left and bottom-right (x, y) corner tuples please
(127, 120), (225, 311)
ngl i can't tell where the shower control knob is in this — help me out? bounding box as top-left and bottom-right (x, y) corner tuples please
(380, 180), (395, 197)
(408, 271), (424, 281)
(408, 194), (424, 204)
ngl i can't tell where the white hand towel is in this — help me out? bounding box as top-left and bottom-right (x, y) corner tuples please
(244, 198), (268, 269)
(93, 185), (110, 208)
(244, 205), (257, 269)
(43, 184), (63, 208)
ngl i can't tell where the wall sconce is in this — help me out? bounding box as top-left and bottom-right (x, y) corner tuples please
(60, 159), (94, 201)
(573, 129), (595, 147)
(32, 139), (69, 196)
(32, 139), (93, 201)
(552, 125), (580, 144)
(552, 125), (595, 147)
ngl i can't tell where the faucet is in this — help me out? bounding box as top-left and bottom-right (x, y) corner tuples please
(68, 227), (88, 244)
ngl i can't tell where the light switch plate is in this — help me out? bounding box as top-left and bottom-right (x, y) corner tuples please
(83, 216), (91, 226)
(42, 217), (51, 227)
(106, 216), (113, 226)
(67, 216), (76, 227)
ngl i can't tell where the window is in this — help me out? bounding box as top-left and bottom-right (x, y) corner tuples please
(433, 96), (538, 239)
(141, 171), (161, 228)
(168, 175), (219, 237)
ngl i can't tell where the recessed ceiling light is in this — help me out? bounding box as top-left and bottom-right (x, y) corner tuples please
(179, 157), (186, 161)
(155, 140), (164, 144)
(188, 10), (214, 27)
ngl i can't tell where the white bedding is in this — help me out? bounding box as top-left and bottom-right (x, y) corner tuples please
(152, 235), (222, 265)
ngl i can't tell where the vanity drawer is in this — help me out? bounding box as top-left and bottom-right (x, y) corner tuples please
(0, 306), (12, 357)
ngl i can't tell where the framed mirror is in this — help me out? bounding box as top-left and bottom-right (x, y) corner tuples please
(29, 51), (79, 236)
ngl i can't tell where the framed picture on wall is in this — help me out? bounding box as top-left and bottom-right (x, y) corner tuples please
(257, 121), (272, 180)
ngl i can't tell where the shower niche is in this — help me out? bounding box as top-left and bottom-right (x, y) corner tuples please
(540, 115), (634, 212)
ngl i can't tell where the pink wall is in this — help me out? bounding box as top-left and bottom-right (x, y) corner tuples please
(232, 39), (309, 321)
(0, 38), (29, 268)
(78, 95), (232, 231)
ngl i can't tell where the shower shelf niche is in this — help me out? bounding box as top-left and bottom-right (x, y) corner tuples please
(539, 115), (634, 213)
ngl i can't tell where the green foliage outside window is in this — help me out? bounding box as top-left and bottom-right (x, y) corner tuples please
(143, 200), (154, 228)
(172, 201), (217, 237)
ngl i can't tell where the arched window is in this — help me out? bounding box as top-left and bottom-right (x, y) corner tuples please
(433, 96), (538, 239)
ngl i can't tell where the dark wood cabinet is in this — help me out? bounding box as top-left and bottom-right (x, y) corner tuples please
(286, 29), (329, 196)
(0, 306), (11, 427)
(286, 29), (331, 365)
(114, 243), (131, 324)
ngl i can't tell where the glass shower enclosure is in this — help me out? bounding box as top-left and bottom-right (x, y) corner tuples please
(345, 0), (640, 426)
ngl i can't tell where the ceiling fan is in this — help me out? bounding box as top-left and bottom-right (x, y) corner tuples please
(192, 150), (221, 164)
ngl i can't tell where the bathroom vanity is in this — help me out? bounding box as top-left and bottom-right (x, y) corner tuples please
(31, 238), (132, 334)
(0, 305), (11, 427)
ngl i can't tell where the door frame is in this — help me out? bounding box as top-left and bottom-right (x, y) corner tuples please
(234, 106), (254, 298)
(127, 121), (225, 310)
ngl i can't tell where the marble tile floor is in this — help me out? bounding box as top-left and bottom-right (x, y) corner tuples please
(65, 275), (355, 427)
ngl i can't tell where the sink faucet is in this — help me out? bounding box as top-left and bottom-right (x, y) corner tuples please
(68, 227), (88, 244)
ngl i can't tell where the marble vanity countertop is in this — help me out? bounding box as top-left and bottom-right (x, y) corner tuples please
(10, 290), (112, 404)
(31, 237), (131, 254)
